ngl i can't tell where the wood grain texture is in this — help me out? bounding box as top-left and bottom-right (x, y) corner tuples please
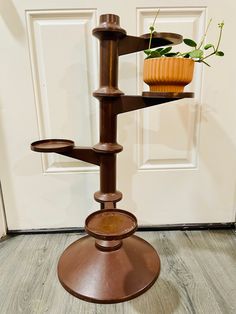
(0, 231), (235, 314)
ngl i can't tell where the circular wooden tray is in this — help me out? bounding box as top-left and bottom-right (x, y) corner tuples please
(31, 139), (74, 153)
(141, 32), (183, 46)
(85, 209), (137, 240)
(142, 91), (194, 99)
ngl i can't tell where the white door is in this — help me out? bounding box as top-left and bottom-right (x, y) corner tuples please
(0, 0), (235, 230)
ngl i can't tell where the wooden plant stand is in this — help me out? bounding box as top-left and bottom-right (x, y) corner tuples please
(31, 14), (194, 304)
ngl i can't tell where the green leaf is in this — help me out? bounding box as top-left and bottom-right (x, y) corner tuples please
(165, 52), (179, 57)
(181, 52), (190, 58)
(160, 47), (172, 55)
(147, 50), (162, 58)
(183, 38), (197, 47)
(189, 49), (204, 59)
(215, 51), (224, 56)
(183, 53), (190, 58)
(149, 26), (155, 32)
(151, 51), (162, 58)
(155, 47), (164, 52)
(144, 49), (152, 56)
(204, 44), (214, 50)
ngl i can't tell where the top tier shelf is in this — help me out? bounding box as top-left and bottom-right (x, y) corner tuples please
(118, 32), (183, 56)
(93, 14), (183, 56)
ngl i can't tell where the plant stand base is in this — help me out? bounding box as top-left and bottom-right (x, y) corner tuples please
(57, 235), (161, 304)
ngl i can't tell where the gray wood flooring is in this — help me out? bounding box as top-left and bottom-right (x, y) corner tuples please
(0, 230), (235, 314)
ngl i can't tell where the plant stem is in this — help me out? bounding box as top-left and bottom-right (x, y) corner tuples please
(148, 9), (160, 50)
(215, 22), (224, 51)
(201, 51), (215, 61)
(201, 21), (224, 61)
(197, 18), (212, 49)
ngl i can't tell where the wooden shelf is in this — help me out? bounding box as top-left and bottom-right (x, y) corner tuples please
(118, 32), (183, 56)
(142, 91), (194, 99)
(31, 139), (74, 153)
(85, 209), (137, 241)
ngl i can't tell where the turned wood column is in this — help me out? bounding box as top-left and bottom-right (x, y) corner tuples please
(93, 14), (125, 208)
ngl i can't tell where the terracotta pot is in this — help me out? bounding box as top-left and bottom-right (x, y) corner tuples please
(143, 57), (194, 93)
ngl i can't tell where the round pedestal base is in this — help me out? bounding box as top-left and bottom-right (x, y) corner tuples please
(57, 235), (161, 304)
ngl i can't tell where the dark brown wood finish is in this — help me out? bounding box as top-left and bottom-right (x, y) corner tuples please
(59, 147), (100, 166)
(57, 235), (161, 304)
(92, 15), (125, 207)
(30, 13), (194, 303)
(118, 32), (182, 56)
(85, 209), (137, 241)
(142, 91), (194, 98)
(31, 139), (75, 153)
(112, 93), (194, 115)
(93, 14), (125, 97)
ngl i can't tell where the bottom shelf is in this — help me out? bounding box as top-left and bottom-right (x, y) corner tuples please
(85, 209), (137, 240)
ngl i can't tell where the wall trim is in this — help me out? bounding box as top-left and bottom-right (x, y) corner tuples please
(7, 222), (235, 235)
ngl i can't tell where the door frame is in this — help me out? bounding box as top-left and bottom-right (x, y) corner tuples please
(0, 182), (7, 238)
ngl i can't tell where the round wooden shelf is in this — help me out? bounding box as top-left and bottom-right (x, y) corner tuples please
(142, 91), (194, 99)
(85, 209), (137, 240)
(141, 32), (183, 46)
(31, 139), (74, 153)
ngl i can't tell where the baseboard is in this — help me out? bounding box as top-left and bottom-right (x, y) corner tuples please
(138, 222), (235, 231)
(7, 222), (235, 235)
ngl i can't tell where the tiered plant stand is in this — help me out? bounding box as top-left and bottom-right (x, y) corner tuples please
(31, 14), (194, 304)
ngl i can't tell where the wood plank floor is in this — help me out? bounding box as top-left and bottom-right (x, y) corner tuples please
(0, 230), (235, 314)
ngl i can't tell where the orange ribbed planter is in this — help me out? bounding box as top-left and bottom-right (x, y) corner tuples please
(143, 57), (194, 92)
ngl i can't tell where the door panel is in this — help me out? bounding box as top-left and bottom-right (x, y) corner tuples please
(26, 10), (99, 173)
(137, 8), (205, 170)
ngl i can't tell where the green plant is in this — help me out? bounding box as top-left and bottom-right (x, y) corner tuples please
(144, 12), (224, 66)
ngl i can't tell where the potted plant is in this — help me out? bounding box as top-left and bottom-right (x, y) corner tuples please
(143, 12), (224, 93)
